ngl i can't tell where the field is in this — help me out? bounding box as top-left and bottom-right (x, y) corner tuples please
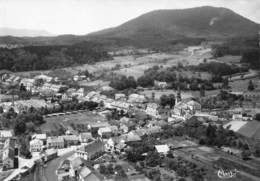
(15, 46), (212, 80)
(215, 55), (242, 64)
(113, 48), (212, 78)
(229, 78), (259, 91)
(40, 111), (106, 135)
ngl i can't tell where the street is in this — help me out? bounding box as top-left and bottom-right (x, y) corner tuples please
(43, 151), (75, 181)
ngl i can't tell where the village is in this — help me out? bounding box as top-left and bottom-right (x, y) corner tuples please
(0, 46), (259, 181)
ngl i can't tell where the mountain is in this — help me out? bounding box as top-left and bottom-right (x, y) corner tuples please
(0, 6), (259, 48)
(0, 27), (54, 37)
(87, 6), (259, 47)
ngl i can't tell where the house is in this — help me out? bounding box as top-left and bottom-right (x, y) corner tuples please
(221, 146), (241, 156)
(73, 74), (86, 81)
(79, 132), (93, 143)
(41, 83), (67, 93)
(128, 174), (151, 181)
(154, 80), (168, 89)
(20, 78), (35, 91)
(145, 103), (160, 118)
(0, 130), (13, 139)
(30, 139), (44, 152)
(34, 74), (53, 83)
(47, 137), (65, 149)
(2, 138), (18, 170)
(194, 113), (219, 122)
(155, 145), (170, 155)
(119, 123), (129, 133)
(243, 90), (260, 102)
(72, 88), (86, 98)
(110, 101), (131, 111)
(97, 127), (112, 138)
(122, 132), (141, 144)
(0, 70), (12, 81)
(106, 132), (141, 152)
(76, 139), (105, 160)
(32, 133), (47, 144)
(136, 126), (162, 137)
(128, 94), (147, 104)
(174, 99), (201, 116)
(98, 126), (118, 138)
(59, 135), (79, 147)
(115, 93), (126, 101)
(79, 166), (101, 181)
(232, 114), (243, 121)
(105, 132), (141, 152)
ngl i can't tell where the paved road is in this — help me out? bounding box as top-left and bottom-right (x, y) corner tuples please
(43, 151), (74, 181)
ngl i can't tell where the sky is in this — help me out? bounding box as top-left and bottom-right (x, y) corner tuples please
(0, 0), (260, 35)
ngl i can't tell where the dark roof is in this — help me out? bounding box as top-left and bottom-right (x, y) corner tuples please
(4, 138), (16, 150)
(81, 139), (104, 155)
(128, 174), (151, 181)
(83, 173), (101, 181)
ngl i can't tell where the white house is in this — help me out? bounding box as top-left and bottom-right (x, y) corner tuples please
(71, 88), (86, 98)
(145, 103), (160, 118)
(0, 130), (13, 139)
(47, 137), (65, 149)
(128, 94), (147, 103)
(20, 78), (35, 91)
(30, 139), (44, 152)
(174, 99), (201, 116)
(154, 80), (168, 89)
(32, 133), (47, 142)
(155, 145), (170, 155)
(34, 74), (53, 82)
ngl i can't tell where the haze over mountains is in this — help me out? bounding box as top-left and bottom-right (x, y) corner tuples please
(0, 6), (259, 48)
(0, 27), (54, 37)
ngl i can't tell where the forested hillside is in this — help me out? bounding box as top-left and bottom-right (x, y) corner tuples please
(0, 41), (111, 71)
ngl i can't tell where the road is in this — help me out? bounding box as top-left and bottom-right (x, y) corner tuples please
(43, 151), (74, 181)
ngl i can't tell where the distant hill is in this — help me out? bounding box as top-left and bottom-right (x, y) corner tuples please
(0, 6), (259, 48)
(87, 6), (259, 48)
(0, 27), (54, 37)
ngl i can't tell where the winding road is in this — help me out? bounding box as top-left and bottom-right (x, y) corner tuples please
(43, 151), (75, 181)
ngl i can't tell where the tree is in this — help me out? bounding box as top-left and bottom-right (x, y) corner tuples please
(160, 95), (168, 107)
(14, 120), (26, 135)
(19, 83), (27, 92)
(7, 83), (19, 105)
(168, 94), (176, 108)
(248, 80), (255, 91)
(241, 150), (251, 160)
(222, 78), (229, 88)
(160, 94), (175, 108)
(255, 113), (260, 121)
(145, 151), (161, 167)
(137, 75), (154, 87)
(176, 167), (187, 177)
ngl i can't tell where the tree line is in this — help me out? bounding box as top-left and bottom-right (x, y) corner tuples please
(0, 41), (111, 71)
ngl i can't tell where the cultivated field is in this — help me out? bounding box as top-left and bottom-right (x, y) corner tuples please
(14, 46), (212, 81)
